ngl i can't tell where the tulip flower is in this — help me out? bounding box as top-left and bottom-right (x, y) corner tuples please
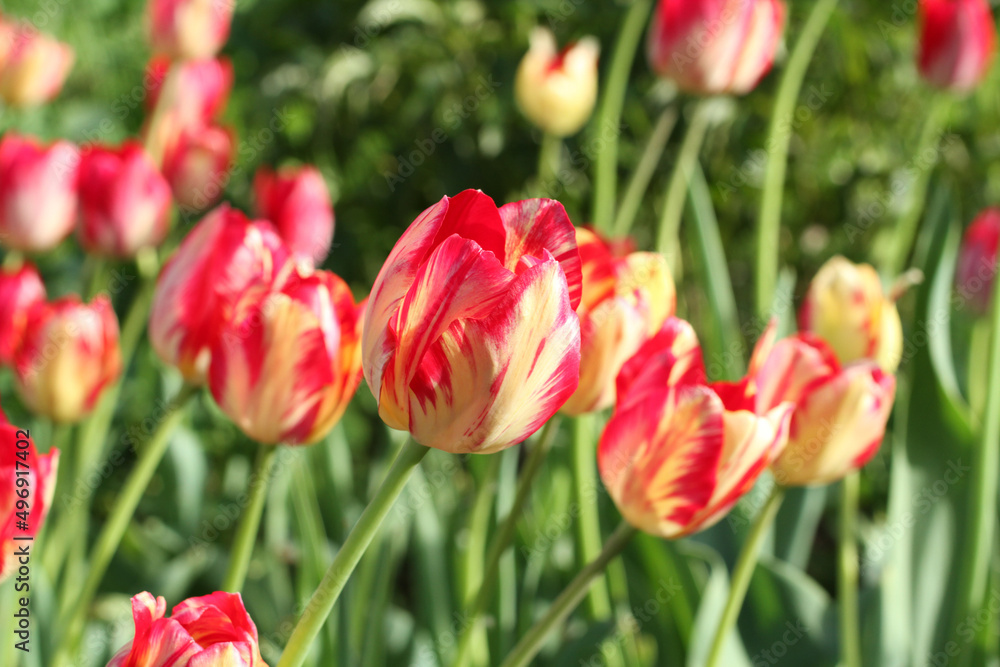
(956, 208), (1000, 314)
(146, 55), (233, 129)
(918, 0), (996, 93)
(209, 269), (365, 445)
(253, 165), (335, 267)
(363, 190), (583, 455)
(77, 142), (173, 258)
(798, 256), (903, 373)
(647, 0), (786, 95)
(561, 228), (675, 415)
(0, 409), (58, 583)
(108, 591), (267, 666)
(13, 296), (122, 424)
(514, 27), (600, 137)
(0, 261), (45, 365)
(598, 317), (792, 538)
(150, 205), (293, 383)
(147, 0), (235, 62)
(0, 20), (74, 107)
(0, 134), (79, 253)
(161, 123), (234, 211)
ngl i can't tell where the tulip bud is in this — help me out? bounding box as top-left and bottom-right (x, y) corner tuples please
(13, 296), (122, 424)
(147, 0), (235, 62)
(0, 20), (74, 107)
(107, 591), (266, 666)
(798, 256), (903, 373)
(77, 142), (173, 258)
(956, 208), (1000, 314)
(647, 0), (786, 95)
(0, 410), (58, 583)
(561, 228), (675, 415)
(0, 134), (79, 252)
(599, 317), (792, 538)
(161, 123), (234, 212)
(363, 190), (583, 455)
(210, 269), (364, 445)
(253, 165), (335, 268)
(150, 205), (293, 383)
(918, 0), (996, 92)
(515, 27), (600, 137)
(146, 55), (233, 128)
(0, 261), (45, 365)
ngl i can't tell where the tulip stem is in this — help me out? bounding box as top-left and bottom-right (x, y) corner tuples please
(277, 439), (429, 667)
(452, 419), (561, 667)
(592, 0), (653, 233)
(755, 0), (839, 317)
(838, 472), (862, 667)
(537, 132), (562, 196)
(612, 105), (678, 237)
(571, 414), (612, 618)
(1, 250), (23, 270)
(705, 484), (785, 667)
(498, 521), (637, 667)
(50, 383), (199, 667)
(222, 443), (281, 592)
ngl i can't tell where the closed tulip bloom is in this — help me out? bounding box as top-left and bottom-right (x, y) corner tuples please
(147, 0), (235, 62)
(146, 56), (233, 128)
(598, 317), (792, 538)
(647, 0), (786, 95)
(0, 262), (45, 365)
(956, 208), (1000, 313)
(77, 142), (173, 258)
(0, 134), (79, 252)
(0, 410), (58, 583)
(108, 591), (266, 666)
(561, 228), (675, 415)
(918, 0), (996, 92)
(515, 27), (600, 137)
(209, 270), (365, 445)
(162, 123), (234, 211)
(363, 189), (583, 455)
(253, 165), (335, 267)
(150, 205), (293, 383)
(14, 296), (122, 424)
(798, 256), (903, 373)
(0, 21), (74, 107)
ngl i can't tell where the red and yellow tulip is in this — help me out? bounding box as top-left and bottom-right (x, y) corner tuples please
(253, 165), (335, 268)
(0, 19), (74, 108)
(0, 261), (46, 365)
(146, 0), (235, 62)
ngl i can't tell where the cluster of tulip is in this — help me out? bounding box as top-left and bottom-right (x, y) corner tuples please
(0, 0), (998, 665)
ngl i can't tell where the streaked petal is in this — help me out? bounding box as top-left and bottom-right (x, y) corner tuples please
(616, 317), (706, 409)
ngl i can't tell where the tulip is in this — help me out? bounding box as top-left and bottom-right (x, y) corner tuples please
(150, 205), (293, 383)
(956, 208), (1000, 314)
(561, 228), (675, 415)
(77, 142), (173, 258)
(514, 27), (600, 137)
(209, 269), (365, 445)
(147, 0), (235, 62)
(0, 134), (79, 252)
(918, 0), (996, 92)
(13, 296), (122, 423)
(798, 256), (903, 373)
(0, 20), (74, 107)
(107, 591), (267, 666)
(146, 55), (233, 128)
(363, 190), (583, 454)
(0, 409), (58, 583)
(253, 165), (335, 267)
(161, 123), (234, 211)
(647, 0), (786, 95)
(598, 317), (792, 538)
(0, 261), (45, 365)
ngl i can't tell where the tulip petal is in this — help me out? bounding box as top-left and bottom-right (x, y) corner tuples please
(616, 317), (706, 409)
(753, 334), (840, 413)
(188, 643), (255, 667)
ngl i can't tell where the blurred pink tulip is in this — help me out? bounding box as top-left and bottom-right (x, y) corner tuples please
(147, 0), (235, 62)
(161, 123), (234, 211)
(0, 20), (74, 107)
(956, 208), (1000, 313)
(918, 0), (996, 92)
(0, 261), (45, 365)
(253, 165), (335, 267)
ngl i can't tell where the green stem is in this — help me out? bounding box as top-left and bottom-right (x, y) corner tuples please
(612, 106), (678, 237)
(222, 443), (282, 592)
(839, 473), (861, 667)
(755, 0), (840, 317)
(50, 384), (198, 666)
(656, 99), (713, 261)
(460, 455), (503, 666)
(498, 521), (637, 667)
(571, 415), (612, 618)
(705, 485), (785, 667)
(452, 419), (561, 667)
(592, 0), (653, 233)
(2, 250), (23, 270)
(84, 257), (107, 301)
(277, 439), (429, 667)
(537, 133), (562, 196)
